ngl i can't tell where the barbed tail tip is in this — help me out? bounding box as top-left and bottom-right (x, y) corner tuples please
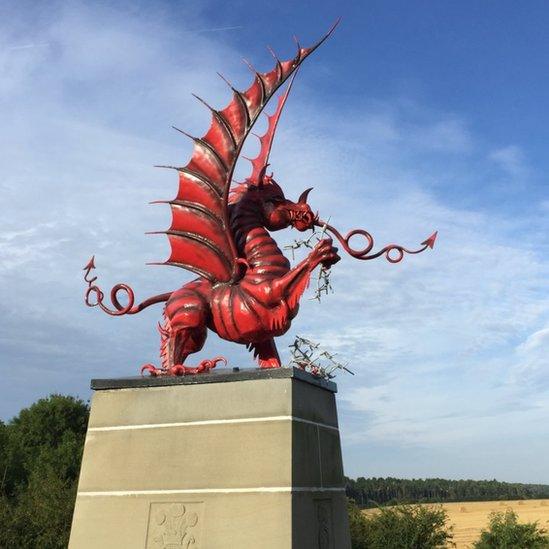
(84, 256), (95, 271)
(422, 231), (438, 249)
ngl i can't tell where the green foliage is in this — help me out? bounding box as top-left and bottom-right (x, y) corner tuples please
(0, 395), (89, 549)
(349, 498), (372, 549)
(0, 421), (8, 492)
(346, 476), (549, 507)
(473, 509), (549, 548)
(348, 499), (454, 549)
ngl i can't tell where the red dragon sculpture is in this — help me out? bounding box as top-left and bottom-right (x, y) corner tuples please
(84, 21), (437, 376)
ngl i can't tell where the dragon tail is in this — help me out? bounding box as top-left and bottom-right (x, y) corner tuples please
(83, 257), (172, 316)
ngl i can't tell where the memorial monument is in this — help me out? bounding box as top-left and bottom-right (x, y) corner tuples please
(71, 21), (435, 548)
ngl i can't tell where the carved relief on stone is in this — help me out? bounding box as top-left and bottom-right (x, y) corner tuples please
(146, 502), (203, 549)
(315, 498), (334, 549)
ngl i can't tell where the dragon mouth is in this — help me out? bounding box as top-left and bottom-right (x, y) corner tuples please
(289, 209), (316, 231)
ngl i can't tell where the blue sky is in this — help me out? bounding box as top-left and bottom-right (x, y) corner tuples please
(1, 1), (547, 482)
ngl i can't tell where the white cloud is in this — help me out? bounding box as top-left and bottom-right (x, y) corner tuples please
(489, 145), (528, 177)
(510, 327), (549, 382)
(409, 118), (472, 153)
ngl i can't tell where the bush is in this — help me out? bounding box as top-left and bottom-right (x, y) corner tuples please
(348, 499), (454, 548)
(349, 498), (372, 549)
(473, 509), (549, 548)
(0, 395), (89, 549)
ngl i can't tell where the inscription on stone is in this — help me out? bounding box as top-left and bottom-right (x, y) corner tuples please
(146, 502), (203, 548)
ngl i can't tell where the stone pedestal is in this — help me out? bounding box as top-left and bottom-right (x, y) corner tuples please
(69, 367), (351, 548)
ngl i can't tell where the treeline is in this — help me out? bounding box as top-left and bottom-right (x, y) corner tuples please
(346, 476), (549, 508)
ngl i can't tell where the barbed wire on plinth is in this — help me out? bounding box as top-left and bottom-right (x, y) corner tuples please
(288, 335), (354, 379)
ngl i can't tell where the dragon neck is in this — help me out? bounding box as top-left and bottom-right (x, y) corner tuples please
(230, 199), (290, 276)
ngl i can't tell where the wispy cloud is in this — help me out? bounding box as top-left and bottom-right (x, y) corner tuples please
(182, 25), (244, 34)
(510, 326), (549, 383)
(7, 42), (50, 50)
(489, 145), (528, 177)
(409, 118), (473, 153)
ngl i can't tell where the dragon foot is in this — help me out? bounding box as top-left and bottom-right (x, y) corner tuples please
(258, 357), (281, 369)
(254, 339), (282, 369)
(141, 356), (227, 377)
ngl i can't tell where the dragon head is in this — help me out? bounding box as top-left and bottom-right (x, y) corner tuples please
(254, 173), (316, 232)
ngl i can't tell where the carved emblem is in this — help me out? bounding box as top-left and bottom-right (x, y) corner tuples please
(146, 502), (203, 549)
(315, 499), (334, 549)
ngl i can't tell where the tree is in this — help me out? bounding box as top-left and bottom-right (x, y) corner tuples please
(348, 499), (454, 548)
(0, 395), (89, 549)
(473, 509), (549, 548)
(0, 421), (8, 494)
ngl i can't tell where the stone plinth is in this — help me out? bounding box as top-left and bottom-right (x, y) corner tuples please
(69, 367), (351, 548)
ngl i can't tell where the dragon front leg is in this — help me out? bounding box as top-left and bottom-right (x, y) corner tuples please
(241, 238), (340, 312)
(271, 237), (341, 307)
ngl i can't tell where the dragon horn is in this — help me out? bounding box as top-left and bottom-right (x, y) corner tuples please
(298, 187), (313, 204)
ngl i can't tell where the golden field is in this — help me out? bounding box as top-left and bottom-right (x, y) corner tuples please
(363, 499), (549, 548)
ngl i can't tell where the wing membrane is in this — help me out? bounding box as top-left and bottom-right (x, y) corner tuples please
(157, 21), (339, 283)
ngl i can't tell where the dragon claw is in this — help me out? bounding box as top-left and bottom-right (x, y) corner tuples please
(140, 363), (162, 376)
(140, 357), (227, 377)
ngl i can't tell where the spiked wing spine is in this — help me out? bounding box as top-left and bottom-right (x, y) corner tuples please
(158, 21), (339, 284)
(244, 69), (299, 185)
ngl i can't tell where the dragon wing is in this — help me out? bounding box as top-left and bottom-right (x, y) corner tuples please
(154, 21), (339, 284)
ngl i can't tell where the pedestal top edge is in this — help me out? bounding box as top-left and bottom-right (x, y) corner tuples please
(91, 366), (337, 393)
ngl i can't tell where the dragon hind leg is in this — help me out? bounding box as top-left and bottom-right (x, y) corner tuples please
(250, 338), (281, 369)
(141, 287), (226, 376)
